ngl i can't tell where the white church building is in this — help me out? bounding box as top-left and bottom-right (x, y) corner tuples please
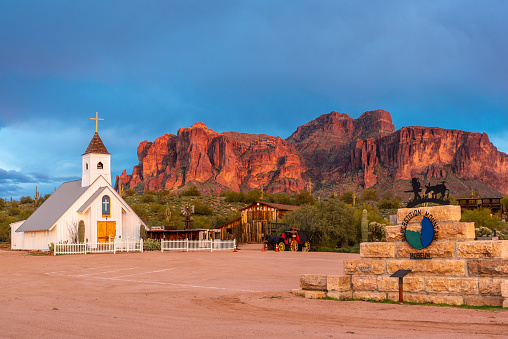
(11, 116), (147, 251)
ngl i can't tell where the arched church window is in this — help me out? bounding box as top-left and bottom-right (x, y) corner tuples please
(102, 195), (111, 217)
(97, 162), (103, 169)
(85, 162), (88, 170)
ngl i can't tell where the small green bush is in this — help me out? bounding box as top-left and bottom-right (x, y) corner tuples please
(181, 186), (201, 196)
(20, 196), (34, 204)
(143, 238), (161, 251)
(141, 194), (154, 203)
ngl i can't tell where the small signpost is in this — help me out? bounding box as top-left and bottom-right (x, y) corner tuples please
(390, 269), (412, 304)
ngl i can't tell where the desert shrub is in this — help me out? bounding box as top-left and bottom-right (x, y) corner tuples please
(8, 207), (21, 216)
(124, 189), (136, 197)
(335, 245), (360, 253)
(361, 189), (379, 202)
(141, 194), (154, 203)
(475, 226), (493, 239)
(19, 196), (34, 204)
(293, 189), (314, 206)
(150, 203), (165, 215)
(143, 238), (161, 251)
(194, 202), (214, 215)
(377, 199), (400, 210)
(224, 191), (246, 203)
(339, 191), (359, 205)
(274, 192), (292, 205)
(181, 186), (201, 196)
(368, 222), (386, 242)
(192, 216), (212, 229)
(461, 208), (503, 230)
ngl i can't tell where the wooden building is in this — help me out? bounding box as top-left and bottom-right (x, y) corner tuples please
(146, 226), (221, 241)
(218, 201), (299, 243)
(458, 197), (506, 216)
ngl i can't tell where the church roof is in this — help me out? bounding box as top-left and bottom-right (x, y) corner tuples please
(16, 180), (88, 232)
(83, 132), (110, 155)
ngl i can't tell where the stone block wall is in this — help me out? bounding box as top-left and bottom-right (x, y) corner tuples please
(293, 205), (508, 307)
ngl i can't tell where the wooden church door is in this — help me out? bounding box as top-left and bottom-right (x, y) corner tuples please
(97, 221), (116, 242)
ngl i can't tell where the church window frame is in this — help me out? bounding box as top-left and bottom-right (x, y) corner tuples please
(102, 195), (111, 217)
(85, 162), (88, 170)
(97, 162), (103, 169)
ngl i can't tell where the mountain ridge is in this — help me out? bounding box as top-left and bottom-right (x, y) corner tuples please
(115, 110), (508, 197)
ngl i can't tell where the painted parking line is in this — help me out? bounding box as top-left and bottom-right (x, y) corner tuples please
(46, 267), (261, 293)
(45, 265), (115, 275)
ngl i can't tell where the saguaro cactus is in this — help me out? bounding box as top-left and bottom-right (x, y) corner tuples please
(361, 209), (368, 242)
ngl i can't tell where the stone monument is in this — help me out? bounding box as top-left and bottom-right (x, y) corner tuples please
(294, 205), (508, 307)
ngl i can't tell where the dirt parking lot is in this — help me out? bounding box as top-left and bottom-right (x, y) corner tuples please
(1, 245), (507, 338)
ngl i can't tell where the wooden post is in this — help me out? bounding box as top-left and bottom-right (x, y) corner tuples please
(398, 277), (403, 304)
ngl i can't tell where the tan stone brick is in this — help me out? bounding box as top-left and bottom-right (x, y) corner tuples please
(479, 278), (503, 296)
(377, 276), (398, 292)
(390, 293), (464, 306)
(385, 226), (403, 242)
(327, 291), (353, 300)
(304, 290), (327, 299)
(503, 299), (508, 308)
(344, 259), (386, 275)
(501, 280), (508, 298)
(467, 259), (508, 276)
(396, 241), (455, 259)
(352, 275), (377, 291)
(387, 259), (466, 276)
(376, 276), (425, 292)
(360, 242), (396, 258)
(300, 274), (327, 291)
(353, 291), (387, 301)
(425, 277), (479, 295)
(327, 275), (351, 292)
(464, 295), (503, 307)
(437, 221), (475, 241)
(398, 206), (462, 224)
(458, 241), (508, 259)
(292, 289), (305, 297)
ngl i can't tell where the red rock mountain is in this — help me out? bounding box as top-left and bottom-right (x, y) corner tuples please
(116, 110), (508, 196)
(116, 122), (307, 195)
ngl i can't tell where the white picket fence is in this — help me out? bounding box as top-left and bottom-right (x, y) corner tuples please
(54, 239), (143, 255)
(161, 239), (236, 252)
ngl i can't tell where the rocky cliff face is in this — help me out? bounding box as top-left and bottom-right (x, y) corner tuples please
(116, 110), (508, 196)
(116, 122), (307, 194)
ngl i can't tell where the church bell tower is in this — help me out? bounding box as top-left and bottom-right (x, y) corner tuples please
(82, 113), (111, 187)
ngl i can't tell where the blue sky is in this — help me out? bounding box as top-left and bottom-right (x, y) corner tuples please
(1, 0), (507, 199)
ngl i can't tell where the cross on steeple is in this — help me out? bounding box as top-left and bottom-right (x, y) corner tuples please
(90, 112), (104, 133)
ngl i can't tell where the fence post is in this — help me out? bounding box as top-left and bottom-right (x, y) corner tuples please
(113, 238), (116, 254)
(140, 239), (143, 253)
(161, 240), (164, 252)
(210, 239), (213, 252)
(186, 238), (189, 252)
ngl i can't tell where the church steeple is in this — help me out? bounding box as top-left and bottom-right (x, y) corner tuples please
(82, 113), (111, 187)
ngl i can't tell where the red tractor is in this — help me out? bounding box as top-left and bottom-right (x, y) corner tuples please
(266, 228), (310, 252)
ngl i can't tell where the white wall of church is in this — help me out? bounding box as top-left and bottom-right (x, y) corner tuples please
(10, 221), (25, 250)
(22, 229), (56, 251)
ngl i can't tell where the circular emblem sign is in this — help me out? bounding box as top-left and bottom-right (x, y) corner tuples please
(401, 210), (439, 249)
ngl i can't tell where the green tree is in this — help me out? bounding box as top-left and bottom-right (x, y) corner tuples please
(501, 196), (508, 212)
(224, 191), (246, 203)
(181, 186), (201, 197)
(274, 192), (292, 205)
(284, 199), (356, 248)
(339, 191), (358, 205)
(293, 190), (314, 206)
(245, 189), (262, 203)
(377, 199), (400, 210)
(361, 189), (378, 202)
(461, 208), (503, 230)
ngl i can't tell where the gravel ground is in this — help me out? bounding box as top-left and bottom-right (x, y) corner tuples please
(1, 244), (507, 338)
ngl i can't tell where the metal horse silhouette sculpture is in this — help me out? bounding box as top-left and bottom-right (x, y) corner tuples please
(406, 178), (450, 208)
